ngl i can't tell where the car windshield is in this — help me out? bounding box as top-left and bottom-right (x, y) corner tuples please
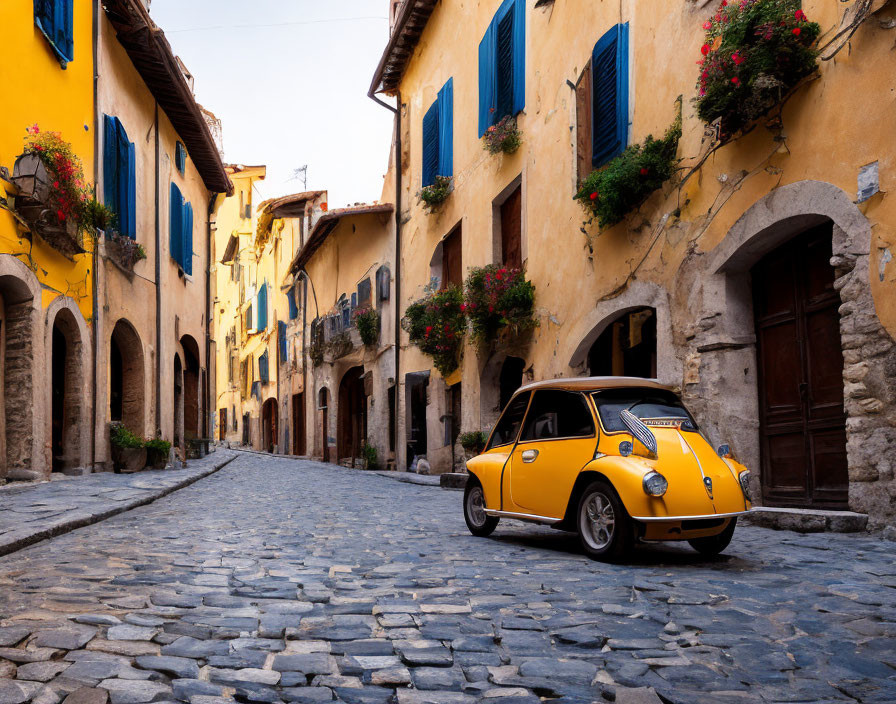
(591, 388), (698, 432)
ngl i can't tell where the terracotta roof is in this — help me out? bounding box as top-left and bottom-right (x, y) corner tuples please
(287, 203), (394, 275)
(369, 0), (439, 96)
(226, 164), (267, 178)
(257, 191), (326, 217)
(517, 377), (673, 394)
(102, 0), (233, 195)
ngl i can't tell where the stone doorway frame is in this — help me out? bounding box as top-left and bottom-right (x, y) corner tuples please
(699, 180), (894, 523)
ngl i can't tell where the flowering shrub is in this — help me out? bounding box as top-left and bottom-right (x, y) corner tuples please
(463, 266), (536, 343)
(353, 307), (380, 346)
(575, 111), (682, 229)
(695, 0), (820, 136)
(403, 286), (466, 376)
(483, 116), (522, 155)
(23, 125), (112, 238)
(417, 176), (452, 213)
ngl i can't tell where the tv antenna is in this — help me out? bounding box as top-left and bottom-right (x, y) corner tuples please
(290, 165), (308, 190)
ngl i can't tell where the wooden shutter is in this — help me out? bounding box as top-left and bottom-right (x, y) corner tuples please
(182, 202), (194, 275)
(437, 79), (453, 179)
(575, 61), (593, 183)
(257, 283), (268, 330)
(358, 278), (372, 306)
(169, 183), (183, 268)
(442, 226), (462, 289)
(478, 21), (497, 136)
(496, 11), (515, 120)
(103, 116), (119, 219)
(500, 185), (522, 270)
(592, 23), (629, 167)
(422, 101), (440, 187)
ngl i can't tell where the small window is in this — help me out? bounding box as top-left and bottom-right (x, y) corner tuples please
(175, 142), (187, 175)
(478, 0), (525, 136)
(486, 390), (531, 450)
(287, 286), (299, 320)
(521, 390), (595, 441)
(499, 184), (522, 269)
(421, 78), (454, 187)
(34, 0), (74, 68)
(357, 278), (372, 307)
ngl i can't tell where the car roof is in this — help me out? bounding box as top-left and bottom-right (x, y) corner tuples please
(515, 376), (673, 395)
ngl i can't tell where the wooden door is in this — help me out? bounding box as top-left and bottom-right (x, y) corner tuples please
(752, 223), (848, 508)
(292, 393), (306, 456)
(442, 225), (462, 289)
(500, 185), (522, 270)
(219, 408), (227, 441)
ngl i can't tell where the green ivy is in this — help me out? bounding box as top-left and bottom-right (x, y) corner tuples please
(403, 286), (466, 376)
(575, 109), (682, 229)
(696, 0), (820, 136)
(353, 307), (380, 346)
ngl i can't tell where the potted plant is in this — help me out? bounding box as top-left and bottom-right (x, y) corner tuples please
(110, 422), (146, 473)
(353, 307), (380, 347)
(459, 431), (488, 460)
(403, 285), (467, 376)
(417, 176), (453, 213)
(361, 442), (379, 470)
(145, 437), (172, 470)
(483, 115), (522, 155)
(463, 265), (537, 344)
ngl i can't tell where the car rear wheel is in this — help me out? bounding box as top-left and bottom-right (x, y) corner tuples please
(688, 518), (737, 556)
(464, 479), (499, 537)
(577, 480), (631, 561)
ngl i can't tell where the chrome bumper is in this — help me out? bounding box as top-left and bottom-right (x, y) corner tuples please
(631, 510), (751, 522)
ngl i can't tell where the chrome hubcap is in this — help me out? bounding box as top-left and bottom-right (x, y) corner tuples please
(581, 492), (615, 550)
(467, 487), (487, 527)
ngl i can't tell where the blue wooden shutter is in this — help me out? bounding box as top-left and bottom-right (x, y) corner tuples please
(591, 23), (629, 167)
(175, 143), (186, 174)
(126, 141), (136, 239)
(34, 0), (53, 38)
(246, 304), (253, 331)
(421, 101), (439, 188)
(478, 21), (497, 137)
(169, 183), (183, 268)
(511, 0), (525, 115)
(60, 0), (74, 64)
(287, 287), (299, 320)
(115, 120), (129, 235)
(278, 321), (288, 363)
(258, 283), (268, 331)
(259, 351), (269, 383)
(495, 10), (514, 120)
(182, 202), (193, 275)
(437, 78), (453, 178)
(103, 115), (119, 223)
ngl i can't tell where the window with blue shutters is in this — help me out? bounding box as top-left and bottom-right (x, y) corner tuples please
(175, 142), (187, 175)
(103, 116), (136, 239)
(287, 287), (299, 320)
(478, 0), (525, 136)
(169, 183), (194, 274)
(591, 23), (630, 167)
(182, 202), (193, 276)
(34, 0), (74, 68)
(259, 350), (269, 383)
(422, 79), (454, 187)
(257, 283), (268, 331)
(278, 321), (288, 364)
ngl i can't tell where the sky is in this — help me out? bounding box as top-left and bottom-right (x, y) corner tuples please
(149, 0), (396, 209)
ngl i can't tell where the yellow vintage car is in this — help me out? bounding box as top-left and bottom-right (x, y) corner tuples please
(463, 377), (752, 560)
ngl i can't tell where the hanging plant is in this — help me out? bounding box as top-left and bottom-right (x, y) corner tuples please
(482, 115), (522, 155)
(353, 307), (380, 346)
(574, 110), (682, 229)
(403, 286), (466, 376)
(417, 176), (453, 213)
(695, 0), (820, 137)
(107, 231), (147, 271)
(463, 265), (537, 343)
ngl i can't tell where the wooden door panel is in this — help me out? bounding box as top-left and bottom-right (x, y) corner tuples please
(809, 427), (849, 501)
(758, 321), (802, 418)
(500, 185), (522, 270)
(764, 431), (808, 496)
(805, 306), (846, 419)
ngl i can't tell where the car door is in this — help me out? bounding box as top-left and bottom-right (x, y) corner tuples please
(508, 390), (597, 518)
(477, 391), (531, 511)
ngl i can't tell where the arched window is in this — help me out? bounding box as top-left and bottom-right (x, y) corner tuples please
(588, 307), (656, 378)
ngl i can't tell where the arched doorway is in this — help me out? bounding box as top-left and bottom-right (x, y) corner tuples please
(338, 366), (367, 466)
(262, 397), (278, 453)
(318, 387), (329, 462)
(110, 319), (145, 434)
(173, 354), (184, 450)
(588, 307), (657, 378)
(180, 336), (201, 442)
(50, 307), (85, 473)
(752, 222), (848, 508)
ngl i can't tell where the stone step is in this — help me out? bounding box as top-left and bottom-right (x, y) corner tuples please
(743, 506), (868, 533)
(439, 473), (468, 490)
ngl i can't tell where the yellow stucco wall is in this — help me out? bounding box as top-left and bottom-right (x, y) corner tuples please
(0, 0), (95, 320)
(392, 0), (896, 423)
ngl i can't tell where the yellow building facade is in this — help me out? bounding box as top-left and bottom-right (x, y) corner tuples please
(370, 0), (896, 525)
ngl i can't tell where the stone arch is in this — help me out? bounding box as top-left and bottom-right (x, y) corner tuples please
(262, 396), (279, 454)
(0, 255), (44, 480)
(45, 297), (91, 474)
(697, 180), (895, 523)
(109, 319), (145, 436)
(180, 335), (201, 442)
(566, 280), (678, 385)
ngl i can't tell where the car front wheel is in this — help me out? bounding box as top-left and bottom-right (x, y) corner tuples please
(688, 517), (737, 557)
(464, 479), (499, 537)
(577, 480), (631, 561)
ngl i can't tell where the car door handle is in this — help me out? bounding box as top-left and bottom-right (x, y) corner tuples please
(521, 449), (539, 463)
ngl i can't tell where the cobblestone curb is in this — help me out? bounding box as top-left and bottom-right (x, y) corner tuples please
(0, 452), (237, 558)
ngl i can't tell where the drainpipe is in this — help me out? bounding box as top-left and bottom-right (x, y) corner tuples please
(367, 91), (401, 470)
(206, 194), (216, 442)
(91, 0), (100, 472)
(154, 101), (161, 434)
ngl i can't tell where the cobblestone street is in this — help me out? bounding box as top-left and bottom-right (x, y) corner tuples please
(0, 453), (894, 704)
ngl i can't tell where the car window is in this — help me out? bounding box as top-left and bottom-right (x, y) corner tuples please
(591, 388), (697, 432)
(486, 391), (531, 449)
(521, 390), (595, 441)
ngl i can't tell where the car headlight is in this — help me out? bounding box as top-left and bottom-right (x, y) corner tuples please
(738, 470), (751, 501)
(642, 471), (668, 497)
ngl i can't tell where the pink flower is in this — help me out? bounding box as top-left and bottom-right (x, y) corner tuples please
(701, 44), (711, 56)
(703, 20), (712, 29)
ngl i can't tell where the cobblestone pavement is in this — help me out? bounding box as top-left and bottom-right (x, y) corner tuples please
(0, 453), (894, 704)
(0, 451), (237, 557)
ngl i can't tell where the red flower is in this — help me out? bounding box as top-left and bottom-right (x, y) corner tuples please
(57, 210), (65, 221)
(731, 51), (744, 65)
(792, 27), (801, 36)
(425, 326), (432, 333)
(589, 191), (598, 201)
(795, 9), (806, 21)
(701, 44), (711, 56)
(703, 20), (712, 30)
(495, 273), (503, 281)
(639, 167), (649, 176)
(731, 76), (740, 85)
(460, 303), (467, 312)
(488, 306), (494, 313)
